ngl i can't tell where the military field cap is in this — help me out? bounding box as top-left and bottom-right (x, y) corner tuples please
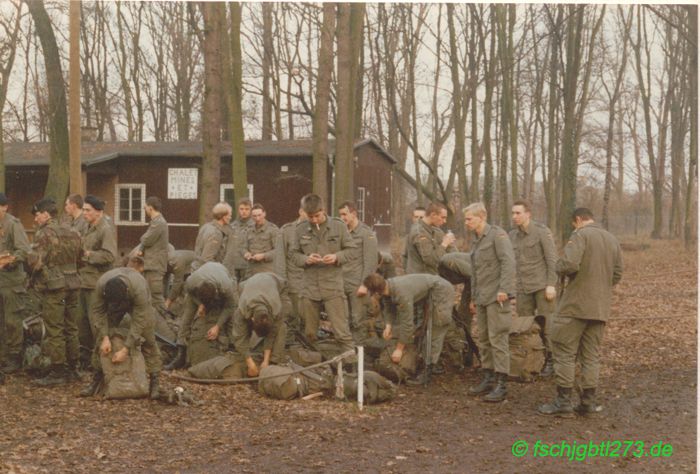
(0, 193), (8, 205)
(31, 197), (56, 214)
(84, 194), (105, 211)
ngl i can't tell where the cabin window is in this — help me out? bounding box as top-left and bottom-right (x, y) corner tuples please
(115, 184), (146, 225)
(356, 186), (366, 222)
(220, 184), (254, 208)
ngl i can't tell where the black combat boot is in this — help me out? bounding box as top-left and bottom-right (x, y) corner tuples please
(538, 386), (575, 417)
(575, 388), (602, 415)
(468, 369), (495, 395)
(406, 365), (430, 386)
(149, 373), (160, 400)
(540, 352), (554, 377)
(164, 345), (186, 371)
(483, 372), (507, 402)
(2, 353), (22, 374)
(79, 371), (104, 397)
(66, 361), (81, 382)
(34, 365), (69, 387)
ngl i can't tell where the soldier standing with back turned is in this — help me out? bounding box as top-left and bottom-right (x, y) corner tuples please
(538, 208), (622, 417)
(136, 196), (169, 315)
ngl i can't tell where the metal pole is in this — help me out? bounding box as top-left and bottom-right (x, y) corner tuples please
(357, 346), (364, 411)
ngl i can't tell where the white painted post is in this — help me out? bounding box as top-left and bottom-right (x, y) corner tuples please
(358, 346), (364, 411)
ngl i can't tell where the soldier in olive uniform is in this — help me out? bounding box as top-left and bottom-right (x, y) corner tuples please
(464, 202), (515, 403)
(166, 261), (237, 369)
(291, 194), (357, 354)
(231, 272), (288, 377)
(28, 198), (82, 385)
(274, 206), (306, 344)
(0, 193), (31, 374)
(63, 194), (88, 236)
(230, 198), (254, 281)
(509, 199), (558, 376)
(438, 252), (475, 366)
(135, 196), (169, 315)
(191, 202), (233, 273)
(405, 202), (456, 275)
(539, 208), (623, 417)
(80, 267), (162, 398)
(244, 203), (278, 278)
(164, 248), (195, 309)
(78, 195), (117, 368)
(401, 207), (425, 271)
(363, 273), (454, 385)
(338, 201), (378, 346)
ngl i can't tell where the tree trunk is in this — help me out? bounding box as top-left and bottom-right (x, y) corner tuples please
(312, 2), (336, 204)
(199, 2), (223, 223)
(69, 0), (82, 195)
(261, 3), (273, 140)
(226, 3), (248, 203)
(26, 0), (71, 202)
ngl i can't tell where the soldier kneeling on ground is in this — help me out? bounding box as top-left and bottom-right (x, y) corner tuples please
(80, 267), (162, 399)
(362, 272), (454, 386)
(165, 261), (237, 370)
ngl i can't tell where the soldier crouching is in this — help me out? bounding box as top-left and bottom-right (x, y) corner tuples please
(80, 267), (162, 399)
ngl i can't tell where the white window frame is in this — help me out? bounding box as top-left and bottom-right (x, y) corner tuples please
(220, 183), (254, 204)
(115, 183), (146, 225)
(356, 186), (366, 223)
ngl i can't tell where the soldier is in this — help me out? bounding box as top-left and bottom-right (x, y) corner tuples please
(0, 193), (30, 374)
(401, 206), (426, 271)
(464, 202), (515, 403)
(80, 267), (163, 398)
(509, 199), (558, 376)
(274, 206), (307, 344)
(338, 201), (377, 346)
(538, 208), (623, 417)
(135, 196), (169, 314)
(164, 248), (196, 309)
(363, 272), (454, 385)
(438, 252), (474, 366)
(244, 203), (278, 278)
(231, 272), (288, 377)
(405, 202), (456, 275)
(291, 193), (357, 354)
(230, 197), (254, 281)
(28, 198), (82, 385)
(191, 202), (233, 273)
(78, 195), (117, 369)
(166, 261), (237, 370)
(377, 251), (397, 280)
(63, 194), (88, 236)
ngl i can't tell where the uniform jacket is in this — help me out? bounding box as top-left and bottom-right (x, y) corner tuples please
(0, 212), (29, 288)
(470, 224), (515, 306)
(79, 217), (117, 289)
(230, 218), (254, 271)
(406, 219), (454, 274)
(291, 216), (357, 299)
(509, 221), (557, 294)
(30, 219), (81, 291)
(167, 249), (195, 301)
(245, 220), (279, 274)
(192, 220), (230, 273)
(138, 214), (169, 274)
(91, 267), (154, 351)
(184, 261), (237, 329)
(342, 222), (378, 292)
(274, 220), (304, 294)
(556, 223), (623, 321)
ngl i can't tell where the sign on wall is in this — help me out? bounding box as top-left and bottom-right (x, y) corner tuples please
(168, 168), (198, 199)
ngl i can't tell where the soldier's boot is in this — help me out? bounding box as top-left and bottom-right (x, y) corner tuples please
(79, 371), (104, 397)
(538, 386), (575, 417)
(406, 365), (431, 386)
(574, 388), (602, 416)
(468, 369), (495, 395)
(164, 345), (187, 371)
(2, 353), (22, 374)
(149, 373), (161, 400)
(66, 360), (81, 383)
(34, 365), (69, 387)
(483, 372), (507, 402)
(464, 350), (474, 369)
(540, 352), (554, 377)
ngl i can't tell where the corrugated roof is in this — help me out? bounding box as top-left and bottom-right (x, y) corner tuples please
(3, 138), (397, 167)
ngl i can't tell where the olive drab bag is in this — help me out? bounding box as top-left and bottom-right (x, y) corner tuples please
(374, 340), (418, 383)
(508, 316), (545, 382)
(341, 371), (397, 404)
(100, 336), (149, 399)
(258, 362), (334, 400)
(187, 353), (247, 379)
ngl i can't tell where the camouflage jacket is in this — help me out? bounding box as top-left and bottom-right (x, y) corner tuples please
(29, 219), (81, 291)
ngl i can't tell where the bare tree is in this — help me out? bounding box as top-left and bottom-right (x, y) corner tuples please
(0, 1), (22, 192)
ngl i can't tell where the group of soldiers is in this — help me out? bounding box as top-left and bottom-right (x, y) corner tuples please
(0, 189), (622, 417)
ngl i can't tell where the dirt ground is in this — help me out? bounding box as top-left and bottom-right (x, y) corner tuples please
(0, 239), (696, 473)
